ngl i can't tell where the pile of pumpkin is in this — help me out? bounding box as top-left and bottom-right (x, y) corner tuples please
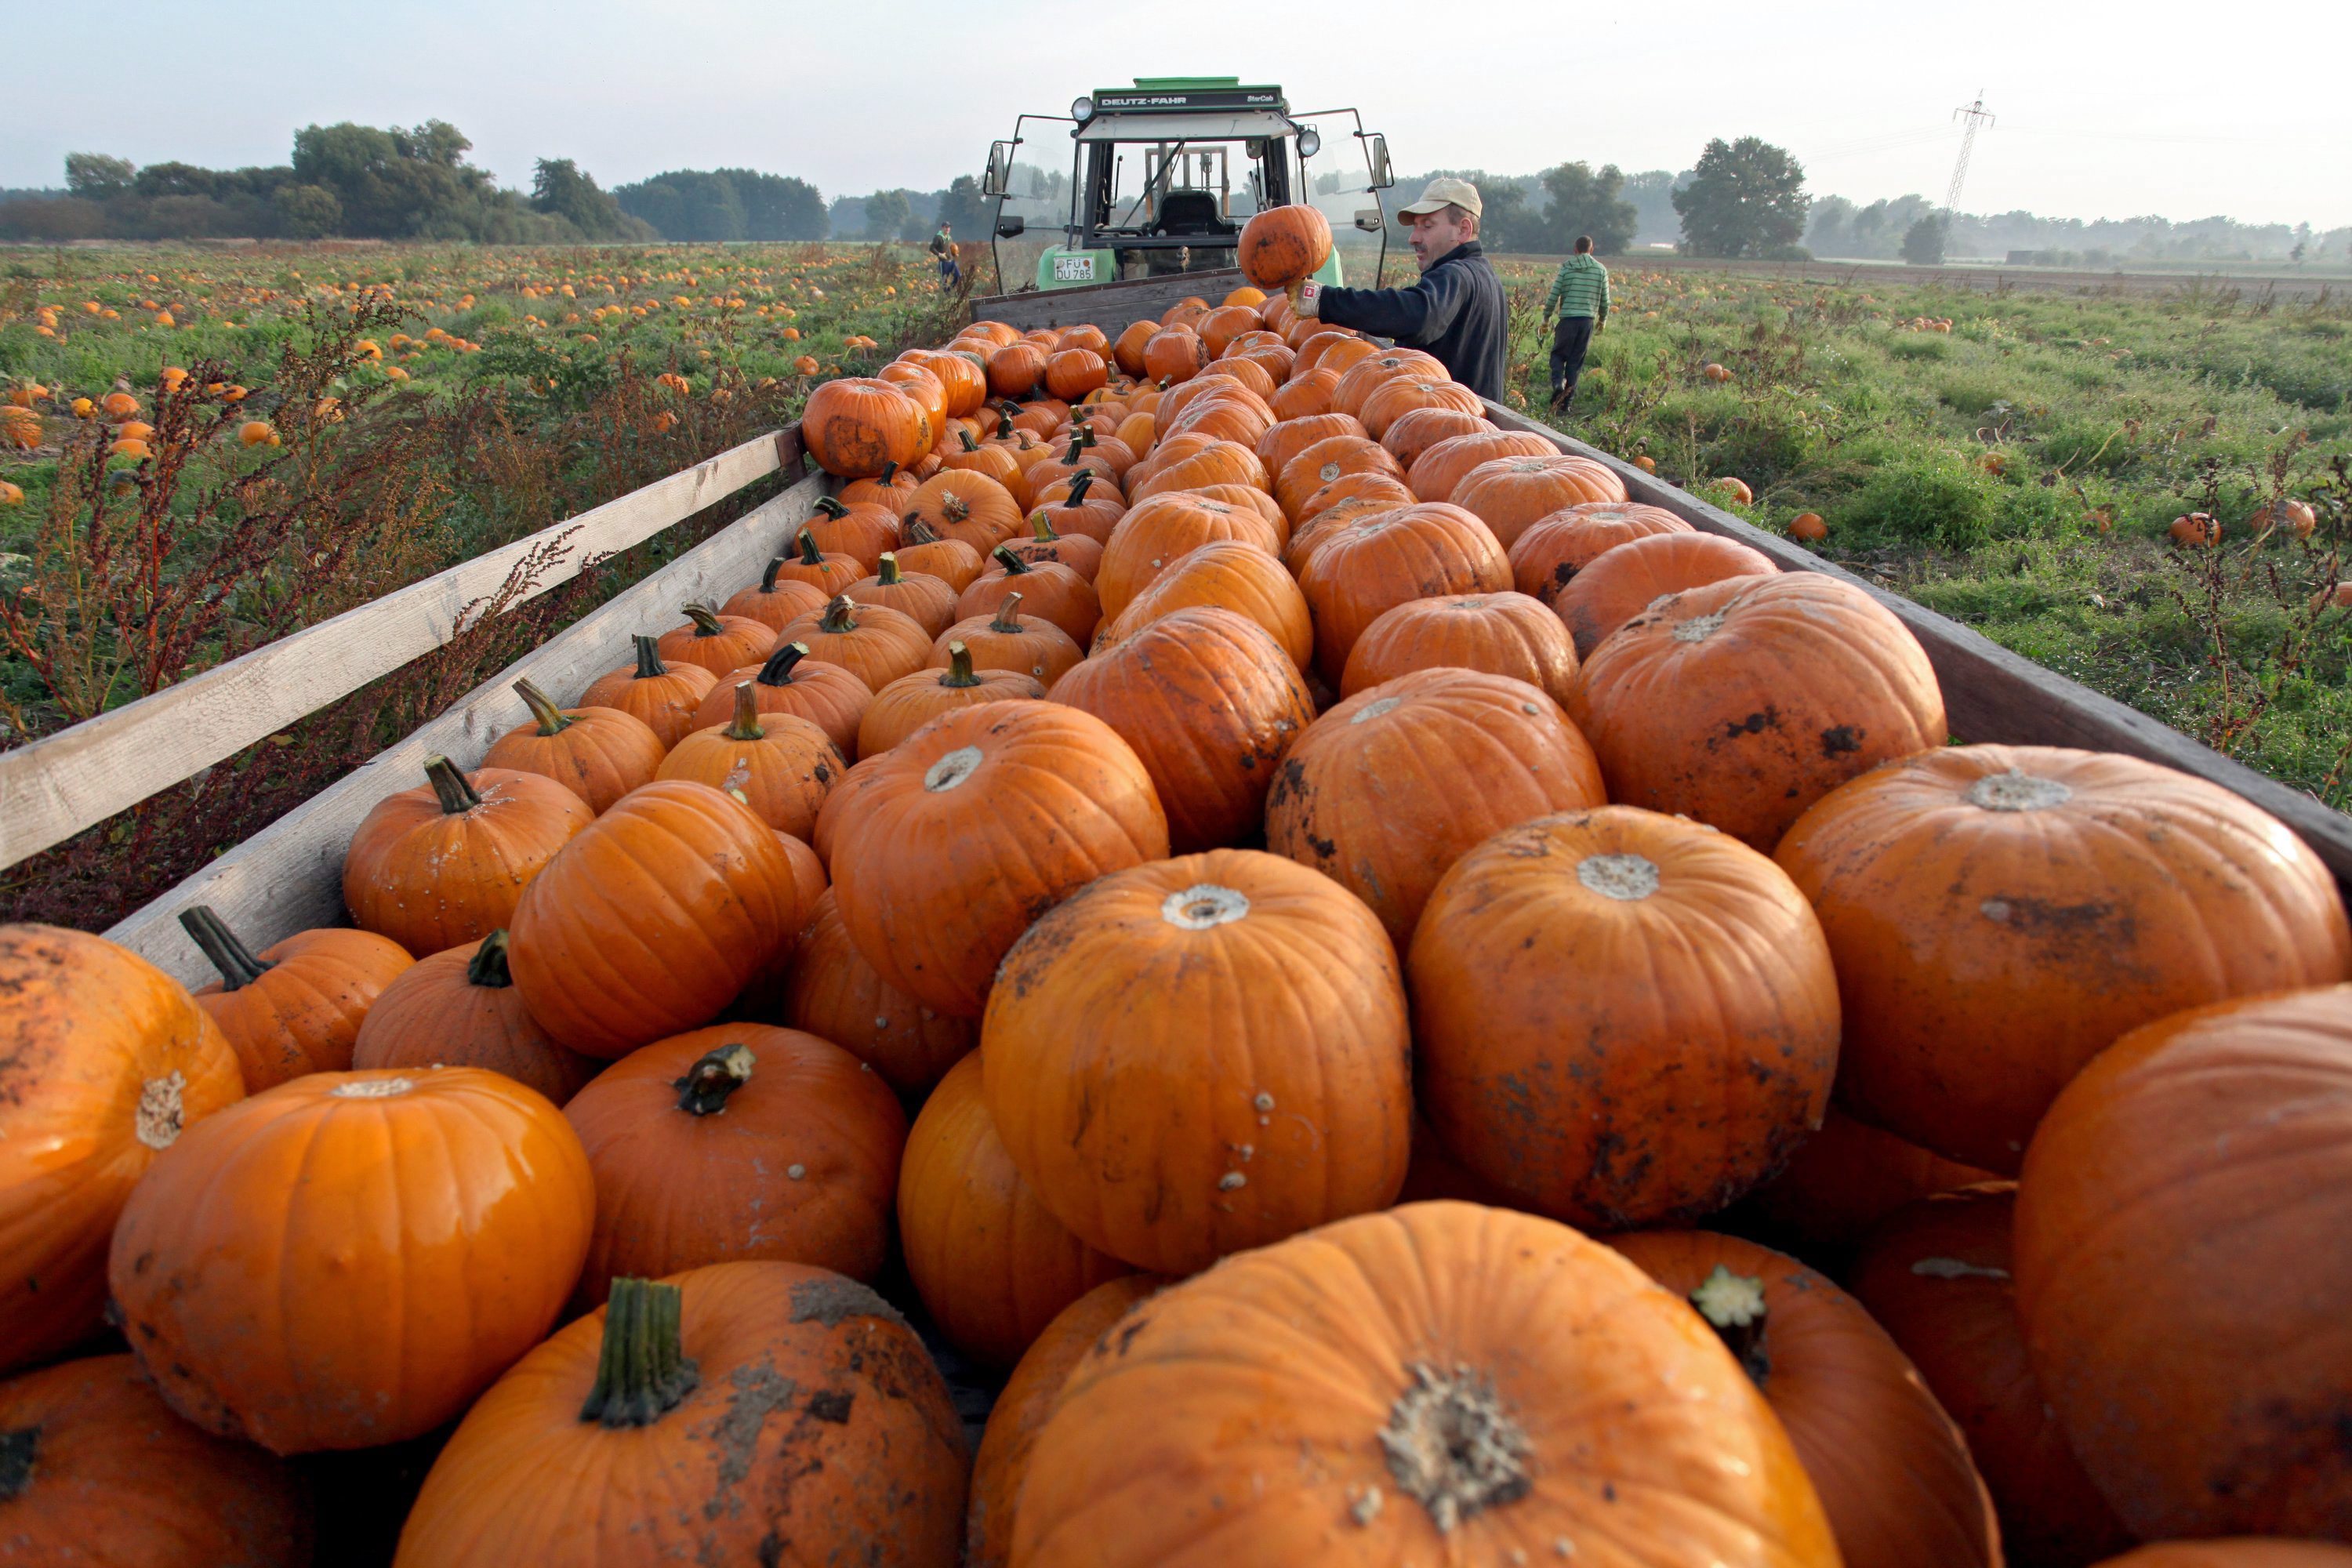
(5, 263), (2351, 1568)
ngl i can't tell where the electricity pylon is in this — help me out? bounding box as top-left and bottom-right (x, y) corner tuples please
(1946, 93), (1995, 216)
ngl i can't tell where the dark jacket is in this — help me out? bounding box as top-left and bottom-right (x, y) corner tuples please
(1312, 241), (1508, 401)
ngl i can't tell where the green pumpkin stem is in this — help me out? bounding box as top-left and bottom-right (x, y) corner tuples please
(818, 595), (858, 634)
(1689, 1266), (1772, 1388)
(723, 681), (765, 742)
(683, 602), (726, 637)
(0, 1427), (34, 1504)
(795, 528), (824, 566)
(813, 495), (849, 519)
(177, 905), (273, 991)
(993, 409), (1013, 440)
(958, 429), (981, 452)
(579, 1276), (701, 1428)
(467, 931), (517, 989)
(1065, 469), (1094, 506)
(1078, 425), (1099, 449)
(942, 641), (980, 688)
(757, 641), (811, 686)
(877, 460), (899, 486)
(757, 555), (786, 594)
(630, 634), (667, 681)
(673, 1042), (755, 1116)
(514, 677), (571, 737)
(424, 755), (482, 815)
(1064, 435), (1084, 463)
(876, 553), (905, 586)
(1029, 513), (1062, 542)
(990, 591), (1025, 633)
(990, 543), (1029, 575)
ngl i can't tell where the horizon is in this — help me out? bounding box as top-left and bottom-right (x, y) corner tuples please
(9, 0), (2347, 230)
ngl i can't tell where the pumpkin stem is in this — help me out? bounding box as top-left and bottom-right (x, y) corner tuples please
(683, 602), (726, 637)
(957, 429), (980, 452)
(1064, 435), (1084, 463)
(1688, 1266), (1772, 1387)
(989, 591), (1025, 633)
(818, 595), (857, 633)
(943, 493), (971, 524)
(178, 905), (273, 991)
(876, 552), (904, 586)
(757, 555), (786, 594)
(0, 1426), (34, 1504)
(795, 528), (826, 566)
(756, 641), (811, 686)
(673, 1042), (755, 1115)
(942, 641), (980, 688)
(722, 681), (765, 742)
(877, 460), (898, 486)
(466, 930), (517, 989)
(813, 495), (848, 519)
(1065, 469), (1094, 506)
(579, 1276), (701, 1428)
(990, 543), (1029, 575)
(514, 677), (572, 736)
(630, 633), (666, 681)
(424, 756), (482, 815)
(1078, 425), (1099, 449)
(1029, 513), (1062, 543)
(906, 519), (942, 546)
(993, 410), (1013, 440)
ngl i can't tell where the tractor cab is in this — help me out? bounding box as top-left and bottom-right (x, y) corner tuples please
(982, 77), (1396, 292)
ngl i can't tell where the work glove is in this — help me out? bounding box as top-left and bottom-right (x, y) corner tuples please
(1289, 279), (1322, 319)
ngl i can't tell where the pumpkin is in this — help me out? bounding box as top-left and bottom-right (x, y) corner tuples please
(1126, 436), (1266, 501)
(828, 701), (1168, 1017)
(1295, 500), (1512, 682)
(769, 528), (865, 599)
(1555, 529), (1777, 655)
(1509, 499), (1696, 606)
(1051, 608), (1316, 853)
(1283, 489), (1410, 576)
(1570, 572), (1947, 851)
(1099, 537), (1314, 670)
(578, 634), (717, 747)
(774, 594), (935, 692)
(1111, 319), (1156, 378)
(1296, 329), (1377, 379)
(988, 342), (1047, 398)
(1410, 806), (1838, 1225)
(1142, 327), (1208, 385)
(507, 780), (804, 1058)
(1849, 1185), (2135, 1567)
(1097, 492), (1283, 620)
(846, 550), (958, 636)
(1790, 511), (1830, 543)
(859, 640), (1044, 755)
(351, 931), (601, 1105)
(0, 926), (245, 1375)
(655, 601), (772, 676)
(562, 1025), (906, 1303)
(656, 681), (846, 838)
(955, 545), (1102, 645)
(1273, 434), (1406, 522)
(1257, 411), (1368, 478)
(784, 889), (975, 1094)
(1339, 590), (1578, 706)
(109, 1067), (593, 1454)
(689, 639), (872, 757)
(1357, 375), (1486, 441)
(1450, 454), (1629, 547)
(942, 427), (1025, 489)
(1708, 477), (1757, 506)
(900, 1052), (1131, 1367)
(1197, 303), (1265, 358)
(2250, 497), (2320, 541)
(1266, 669), (1606, 946)
(2088, 1547), (2352, 1568)
(1613, 1231), (2001, 1568)
(1330, 348), (1448, 419)
(1294, 470), (1417, 534)
(906, 468), (1024, 550)
(897, 518), (989, 591)
(481, 677), (666, 814)
(1025, 468), (1125, 543)
(2015, 983), (2352, 1540)
(801, 376), (927, 477)
(933, 595), (1086, 690)
(1268, 364), (1341, 419)
(180, 907), (414, 1091)
(0, 1353), (311, 1566)
(343, 759), (593, 957)
(2169, 510), (2222, 546)
(1022, 436), (1122, 506)
(878, 359), (949, 433)
(1043, 347), (1109, 402)
(838, 459), (921, 507)
(912, 346), (990, 416)
(1001, 512), (1104, 581)
(1775, 744), (2352, 1171)
(394, 1266), (966, 1566)
(1733, 1106), (1997, 1269)
(1379, 404), (1491, 469)
(794, 496), (899, 576)
(1014, 1200), (1838, 1565)
(1188, 481), (1289, 535)
(967, 1276), (1165, 1568)
(985, 849), (1410, 1273)
(1406, 429), (1562, 502)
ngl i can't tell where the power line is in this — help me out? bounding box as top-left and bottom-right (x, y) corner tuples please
(1946, 92), (1996, 215)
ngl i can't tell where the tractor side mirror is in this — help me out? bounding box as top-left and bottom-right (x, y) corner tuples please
(1353, 209), (1385, 234)
(982, 142), (1014, 200)
(1366, 134), (1394, 191)
(995, 216), (1026, 239)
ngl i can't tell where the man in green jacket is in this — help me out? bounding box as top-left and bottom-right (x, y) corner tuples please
(1541, 236), (1610, 410)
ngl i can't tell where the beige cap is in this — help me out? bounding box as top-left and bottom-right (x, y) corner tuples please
(1397, 176), (1482, 218)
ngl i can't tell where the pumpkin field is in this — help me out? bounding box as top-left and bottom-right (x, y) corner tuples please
(4, 230), (2352, 1568)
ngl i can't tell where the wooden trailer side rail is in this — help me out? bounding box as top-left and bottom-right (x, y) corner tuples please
(1483, 400), (2352, 891)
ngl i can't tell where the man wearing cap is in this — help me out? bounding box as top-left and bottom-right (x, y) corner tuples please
(1290, 176), (1508, 401)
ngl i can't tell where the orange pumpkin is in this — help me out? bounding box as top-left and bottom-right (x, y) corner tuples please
(656, 681), (847, 838)
(576, 635), (717, 749)
(770, 528), (865, 599)
(1043, 347), (1109, 402)
(1257, 411), (1369, 478)
(689, 640), (872, 757)
(988, 342), (1047, 399)
(1570, 572), (1947, 851)
(1099, 537), (1314, 670)
(1296, 500), (1512, 682)
(1330, 348), (1447, 419)
(1014, 1201), (1839, 1564)
(343, 760), (593, 957)
(394, 1265), (967, 1566)
(481, 678), (666, 814)
(906, 468), (1025, 551)
(1266, 668), (1606, 946)
(1356, 375), (1485, 441)
(899, 1052), (1131, 1367)
(1508, 500), (1695, 607)
(955, 546), (1102, 645)
(1450, 454), (1629, 547)
(1339, 590), (1577, 706)
(985, 850), (1410, 1272)
(350, 931), (601, 1105)
(1000, 512), (1105, 581)
(896, 519), (989, 592)
(1111, 320), (1156, 379)
(774, 594), (935, 692)
(1790, 511), (1829, 543)
(1025, 468), (1125, 543)
(1776, 744), (2352, 1171)
(827, 701), (1168, 1017)
(180, 908), (414, 1091)
(837, 459), (920, 508)
(1292, 470), (1416, 535)
(2015, 984), (2352, 1541)
(2087, 1546), (2352, 1568)
(801, 376), (927, 478)
(1125, 435), (1266, 501)
(0, 926), (245, 1375)
(109, 1067), (594, 1454)
(655, 601), (772, 676)
(1379, 404), (1492, 469)
(1268, 364), (1341, 419)
(1406, 428), (1561, 502)
(846, 551), (958, 637)
(1555, 529), (1777, 655)
(858, 640), (1044, 756)
(1237, 205), (1334, 286)
(562, 1025), (906, 1303)
(1273, 434), (1405, 522)
(2169, 510), (2222, 546)
(931, 596), (1086, 691)
(796, 494), (902, 573)
(1141, 327), (1208, 386)
(1097, 492), (1283, 620)
(942, 427), (1026, 489)
(1613, 1230), (2001, 1568)
(1733, 1106), (1998, 1269)
(784, 888), (975, 1094)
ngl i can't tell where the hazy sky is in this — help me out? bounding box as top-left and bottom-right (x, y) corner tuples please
(12, 0), (2347, 227)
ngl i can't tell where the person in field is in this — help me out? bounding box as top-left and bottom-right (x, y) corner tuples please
(931, 222), (961, 291)
(1542, 234), (1610, 410)
(1289, 176), (1508, 401)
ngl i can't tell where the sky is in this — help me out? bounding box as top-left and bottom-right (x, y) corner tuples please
(11, 0), (2348, 228)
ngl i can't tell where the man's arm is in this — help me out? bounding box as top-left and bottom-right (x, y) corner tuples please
(1541, 263), (1570, 322)
(1596, 267), (1610, 328)
(1316, 263), (1470, 346)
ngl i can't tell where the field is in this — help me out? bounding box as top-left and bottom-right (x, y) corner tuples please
(2, 238), (2348, 927)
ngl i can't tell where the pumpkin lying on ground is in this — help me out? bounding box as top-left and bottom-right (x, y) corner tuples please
(180, 906), (414, 1091)
(351, 931), (601, 1105)
(343, 759), (592, 958)
(394, 1266), (967, 1566)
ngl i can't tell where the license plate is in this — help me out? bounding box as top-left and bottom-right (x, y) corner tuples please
(1054, 256), (1097, 282)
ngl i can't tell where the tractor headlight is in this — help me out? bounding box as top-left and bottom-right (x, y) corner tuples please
(1295, 127), (1322, 158)
(1071, 97), (1095, 123)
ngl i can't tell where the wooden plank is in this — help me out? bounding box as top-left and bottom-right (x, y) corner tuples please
(105, 471), (830, 989)
(1, 431), (793, 872)
(1483, 401), (2352, 889)
(974, 268), (1250, 336)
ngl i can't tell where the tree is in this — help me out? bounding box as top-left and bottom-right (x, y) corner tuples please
(273, 183), (343, 239)
(1901, 215), (1947, 266)
(720, 169), (826, 241)
(132, 162), (221, 201)
(1537, 162), (1639, 255)
(936, 174), (990, 239)
(861, 188), (913, 243)
(1621, 169), (1689, 246)
(64, 153), (135, 199)
(529, 158), (651, 239)
(1673, 137), (1809, 259)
